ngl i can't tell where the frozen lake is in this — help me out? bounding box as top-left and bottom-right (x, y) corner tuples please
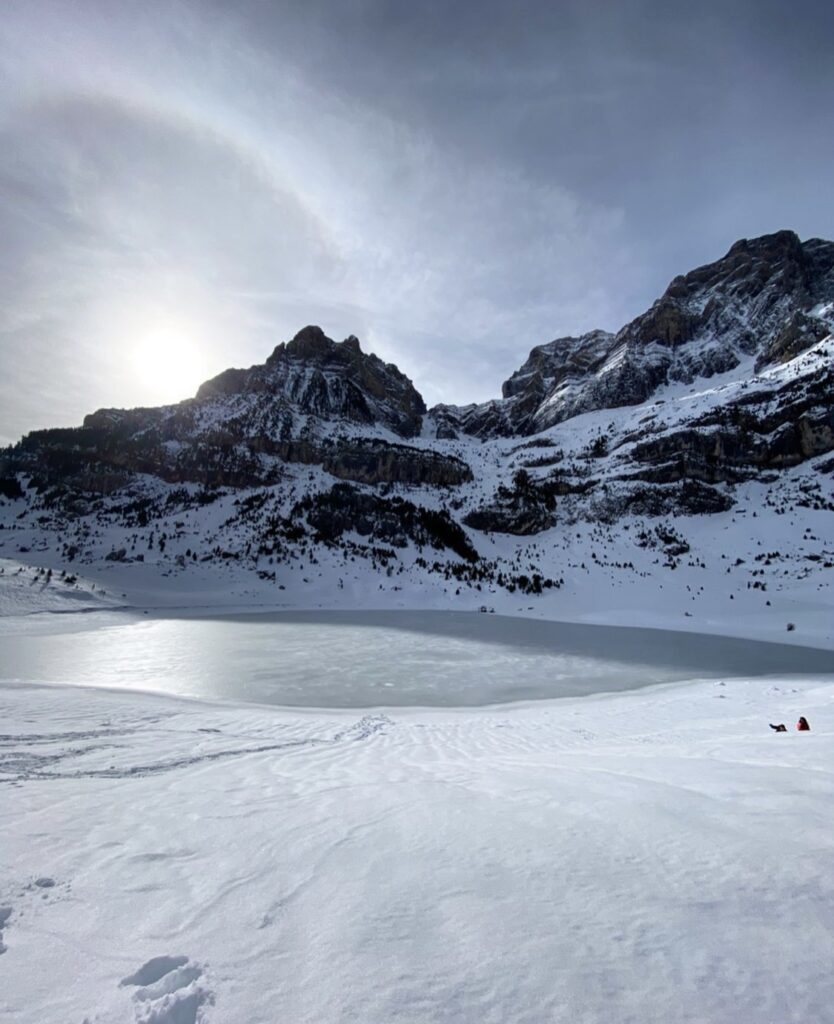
(2, 609), (834, 707)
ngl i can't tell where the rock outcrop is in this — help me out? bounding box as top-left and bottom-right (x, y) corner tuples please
(434, 231), (834, 437)
(198, 325), (425, 438)
(1, 327), (454, 493)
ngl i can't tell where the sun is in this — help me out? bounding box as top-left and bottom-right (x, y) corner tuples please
(130, 327), (207, 405)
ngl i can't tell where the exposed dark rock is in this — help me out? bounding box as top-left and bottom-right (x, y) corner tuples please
(0, 476), (24, 499)
(464, 469), (557, 535)
(199, 325), (426, 438)
(463, 504), (555, 536)
(321, 441), (471, 487)
(755, 310), (830, 370)
(296, 484), (478, 562)
(2, 429), (471, 495)
(435, 230), (834, 436)
(624, 360), (834, 482)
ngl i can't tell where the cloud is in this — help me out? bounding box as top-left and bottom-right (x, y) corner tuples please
(0, 0), (638, 435)
(1, 0), (832, 438)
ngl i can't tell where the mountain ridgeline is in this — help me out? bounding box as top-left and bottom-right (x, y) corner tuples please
(2, 230), (834, 595)
(435, 229), (834, 438)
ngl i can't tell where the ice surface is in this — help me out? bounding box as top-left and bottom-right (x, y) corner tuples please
(2, 610), (834, 707)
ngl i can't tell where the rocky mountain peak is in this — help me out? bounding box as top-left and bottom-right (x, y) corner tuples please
(195, 326), (426, 438)
(629, 230), (834, 370)
(654, 228), (816, 320)
(435, 230), (834, 439)
(500, 329), (615, 401)
(726, 228), (802, 259)
(5, 323), (439, 493)
(269, 325), (363, 364)
(283, 324), (336, 360)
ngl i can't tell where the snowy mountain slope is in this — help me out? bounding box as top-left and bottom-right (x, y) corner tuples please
(432, 230), (834, 437)
(1, 231), (834, 635)
(0, 559), (123, 617)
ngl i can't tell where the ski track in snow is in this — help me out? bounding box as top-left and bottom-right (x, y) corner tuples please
(0, 713), (391, 783)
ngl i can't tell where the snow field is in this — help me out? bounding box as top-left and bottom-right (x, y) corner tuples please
(1, 330), (832, 651)
(0, 559), (123, 618)
(2, 674), (833, 1023)
(4, 342), (834, 649)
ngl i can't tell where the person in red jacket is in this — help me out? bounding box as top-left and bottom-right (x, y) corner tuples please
(797, 716), (810, 731)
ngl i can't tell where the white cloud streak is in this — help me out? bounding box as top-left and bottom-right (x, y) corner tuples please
(3, 0), (830, 440)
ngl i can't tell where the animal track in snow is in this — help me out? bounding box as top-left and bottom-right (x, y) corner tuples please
(121, 955), (213, 1023)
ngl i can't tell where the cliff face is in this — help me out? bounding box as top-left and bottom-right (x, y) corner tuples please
(2, 327), (456, 492)
(196, 325), (426, 439)
(433, 231), (834, 439)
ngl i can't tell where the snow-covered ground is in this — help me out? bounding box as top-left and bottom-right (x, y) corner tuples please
(3, 344), (834, 648)
(3, 462), (834, 651)
(3, 323), (834, 1021)
(2, 673), (833, 1024)
(0, 560), (123, 618)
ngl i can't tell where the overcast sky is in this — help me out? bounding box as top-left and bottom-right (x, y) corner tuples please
(1, 0), (833, 442)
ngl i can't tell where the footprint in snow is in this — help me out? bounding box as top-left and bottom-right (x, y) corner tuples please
(333, 714), (392, 743)
(22, 874), (69, 903)
(120, 955), (213, 1024)
(0, 905), (11, 954)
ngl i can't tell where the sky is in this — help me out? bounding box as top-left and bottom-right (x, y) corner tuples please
(1, 0), (833, 443)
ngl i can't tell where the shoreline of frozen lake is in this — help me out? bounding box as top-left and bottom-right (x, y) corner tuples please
(2, 608), (834, 708)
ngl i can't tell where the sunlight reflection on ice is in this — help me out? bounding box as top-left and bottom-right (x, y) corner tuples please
(1, 610), (833, 707)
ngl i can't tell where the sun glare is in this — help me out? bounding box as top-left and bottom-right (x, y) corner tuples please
(130, 328), (207, 405)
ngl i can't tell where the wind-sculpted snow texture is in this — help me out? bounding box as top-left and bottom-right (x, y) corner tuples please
(1, 231), (834, 625)
(2, 677), (834, 1023)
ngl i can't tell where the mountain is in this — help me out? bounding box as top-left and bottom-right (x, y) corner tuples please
(431, 230), (834, 438)
(195, 324), (426, 438)
(2, 230), (834, 629)
(3, 325), (468, 492)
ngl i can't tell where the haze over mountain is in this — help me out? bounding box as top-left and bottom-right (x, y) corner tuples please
(2, 1), (833, 443)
